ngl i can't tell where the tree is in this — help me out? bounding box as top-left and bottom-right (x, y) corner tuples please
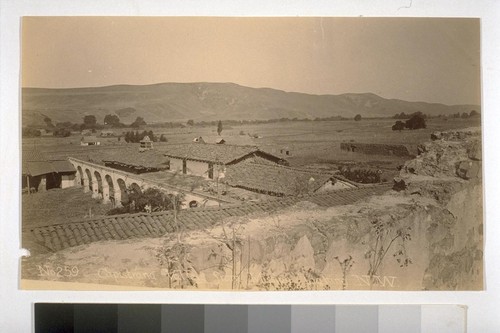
(354, 114), (362, 121)
(53, 128), (71, 137)
(56, 121), (73, 128)
(392, 121), (405, 131)
(83, 115), (97, 128)
(461, 112), (469, 119)
(186, 119), (194, 126)
(43, 116), (54, 128)
(147, 130), (157, 142)
(469, 110), (479, 117)
(108, 186), (184, 215)
(159, 134), (168, 142)
(130, 116), (146, 128)
(405, 114), (426, 130)
(22, 128), (41, 137)
(217, 120), (223, 136)
(104, 114), (121, 127)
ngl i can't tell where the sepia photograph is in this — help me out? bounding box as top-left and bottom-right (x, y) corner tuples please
(20, 17), (482, 291)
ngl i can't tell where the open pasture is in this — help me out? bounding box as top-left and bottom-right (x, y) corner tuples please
(23, 117), (480, 174)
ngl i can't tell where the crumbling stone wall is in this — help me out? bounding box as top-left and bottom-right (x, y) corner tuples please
(340, 142), (412, 157)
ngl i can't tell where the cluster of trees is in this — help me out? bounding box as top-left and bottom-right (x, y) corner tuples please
(184, 116), (350, 128)
(123, 130), (167, 143)
(392, 114), (426, 131)
(394, 110), (480, 120)
(22, 128), (42, 137)
(22, 113), (150, 138)
(84, 115), (147, 129)
(107, 187), (183, 215)
(103, 114), (123, 127)
(393, 111), (427, 119)
(339, 167), (381, 184)
(449, 110), (480, 119)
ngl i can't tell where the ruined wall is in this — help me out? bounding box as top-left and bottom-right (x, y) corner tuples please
(185, 129), (483, 290)
(340, 142), (412, 157)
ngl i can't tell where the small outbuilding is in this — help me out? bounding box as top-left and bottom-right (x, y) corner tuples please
(193, 136), (205, 143)
(80, 136), (101, 146)
(100, 130), (115, 137)
(22, 150), (76, 192)
(139, 136), (153, 152)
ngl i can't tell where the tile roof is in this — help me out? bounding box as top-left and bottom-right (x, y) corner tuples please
(225, 163), (334, 196)
(53, 146), (169, 169)
(25, 184), (391, 253)
(23, 150), (48, 162)
(161, 143), (285, 165)
(50, 160), (77, 173)
(101, 148), (169, 169)
(22, 150), (76, 176)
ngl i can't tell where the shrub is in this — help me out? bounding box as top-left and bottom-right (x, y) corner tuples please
(392, 121), (405, 131)
(53, 128), (71, 137)
(404, 114), (426, 130)
(354, 114), (362, 121)
(339, 167), (381, 184)
(22, 127), (41, 137)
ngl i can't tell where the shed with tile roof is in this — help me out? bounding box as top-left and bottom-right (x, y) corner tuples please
(22, 150), (76, 192)
(225, 163), (354, 197)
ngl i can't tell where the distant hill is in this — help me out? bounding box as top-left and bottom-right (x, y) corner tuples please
(22, 82), (480, 126)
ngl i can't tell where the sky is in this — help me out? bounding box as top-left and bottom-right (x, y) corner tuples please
(21, 17), (481, 105)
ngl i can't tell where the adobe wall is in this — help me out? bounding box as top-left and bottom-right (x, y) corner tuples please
(340, 142), (412, 157)
(186, 129), (483, 290)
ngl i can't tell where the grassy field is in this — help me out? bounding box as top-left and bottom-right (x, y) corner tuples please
(23, 117), (481, 176)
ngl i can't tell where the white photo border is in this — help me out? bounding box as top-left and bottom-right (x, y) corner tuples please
(1, 0), (499, 331)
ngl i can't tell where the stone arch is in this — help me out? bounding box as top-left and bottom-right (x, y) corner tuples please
(117, 178), (128, 205)
(130, 182), (142, 194)
(76, 166), (84, 186)
(104, 174), (115, 205)
(127, 182), (142, 211)
(84, 168), (93, 192)
(93, 170), (104, 200)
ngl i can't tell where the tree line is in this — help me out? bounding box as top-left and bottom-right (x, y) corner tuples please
(123, 130), (167, 143)
(22, 114), (149, 138)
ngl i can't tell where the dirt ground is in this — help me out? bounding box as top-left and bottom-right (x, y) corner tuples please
(22, 187), (113, 229)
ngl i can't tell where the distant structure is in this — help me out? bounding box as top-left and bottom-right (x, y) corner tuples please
(100, 130), (114, 137)
(139, 136), (153, 152)
(162, 143), (288, 180)
(22, 150), (76, 193)
(192, 136), (205, 143)
(81, 129), (93, 136)
(215, 138), (226, 145)
(279, 147), (291, 156)
(340, 142), (412, 157)
(80, 136), (101, 146)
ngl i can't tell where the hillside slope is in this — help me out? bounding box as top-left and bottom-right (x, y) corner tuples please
(22, 82), (480, 125)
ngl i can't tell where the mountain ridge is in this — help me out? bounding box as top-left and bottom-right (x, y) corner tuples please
(22, 82), (480, 126)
